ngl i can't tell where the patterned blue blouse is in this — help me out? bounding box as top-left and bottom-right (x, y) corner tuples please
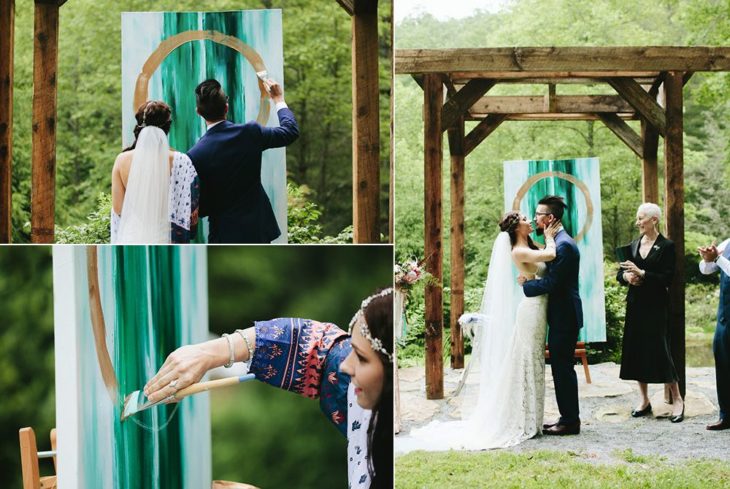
(249, 318), (373, 489)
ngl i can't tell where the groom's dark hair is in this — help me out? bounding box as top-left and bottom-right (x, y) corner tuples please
(538, 195), (567, 220)
(195, 79), (228, 121)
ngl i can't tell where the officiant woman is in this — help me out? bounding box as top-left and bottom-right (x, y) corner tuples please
(617, 203), (684, 423)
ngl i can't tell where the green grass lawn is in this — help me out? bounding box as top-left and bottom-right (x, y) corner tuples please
(396, 450), (730, 488)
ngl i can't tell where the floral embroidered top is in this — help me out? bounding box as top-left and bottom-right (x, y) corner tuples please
(111, 151), (200, 244)
(249, 318), (373, 489)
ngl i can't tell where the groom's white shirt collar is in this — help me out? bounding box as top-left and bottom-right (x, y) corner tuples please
(205, 101), (288, 131)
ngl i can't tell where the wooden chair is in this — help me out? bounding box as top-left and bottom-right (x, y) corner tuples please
(18, 427), (57, 489)
(545, 341), (592, 384)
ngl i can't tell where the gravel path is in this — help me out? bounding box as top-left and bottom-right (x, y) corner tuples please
(396, 362), (729, 463)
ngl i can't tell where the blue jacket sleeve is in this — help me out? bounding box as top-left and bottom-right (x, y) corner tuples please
(523, 241), (574, 297)
(260, 108), (300, 150)
(249, 318), (351, 436)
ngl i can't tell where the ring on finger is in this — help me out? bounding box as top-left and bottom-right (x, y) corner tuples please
(169, 379), (179, 391)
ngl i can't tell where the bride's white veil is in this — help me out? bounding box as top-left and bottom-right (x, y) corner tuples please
(458, 231), (520, 421)
(116, 126), (170, 244)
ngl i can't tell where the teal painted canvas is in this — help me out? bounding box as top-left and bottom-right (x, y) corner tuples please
(503, 158), (607, 342)
(121, 10), (286, 242)
(53, 246), (210, 489)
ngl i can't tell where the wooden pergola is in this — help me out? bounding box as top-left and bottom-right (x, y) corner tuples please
(0, 0), (388, 243)
(395, 46), (730, 399)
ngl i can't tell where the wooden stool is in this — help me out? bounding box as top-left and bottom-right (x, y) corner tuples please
(545, 341), (592, 384)
(18, 427), (57, 489)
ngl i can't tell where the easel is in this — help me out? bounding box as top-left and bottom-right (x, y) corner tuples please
(18, 427), (57, 489)
(545, 341), (592, 384)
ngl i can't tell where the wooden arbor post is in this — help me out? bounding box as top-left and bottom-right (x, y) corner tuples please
(664, 71), (686, 397)
(338, 0), (381, 243)
(31, 0), (66, 243)
(0, 0), (14, 243)
(447, 117), (465, 369)
(423, 74), (443, 399)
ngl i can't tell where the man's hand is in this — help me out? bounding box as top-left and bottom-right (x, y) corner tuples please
(265, 79), (284, 104)
(698, 241), (718, 263)
(517, 274), (528, 286)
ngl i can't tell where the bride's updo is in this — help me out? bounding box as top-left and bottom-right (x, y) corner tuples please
(123, 101), (173, 152)
(499, 210), (537, 249)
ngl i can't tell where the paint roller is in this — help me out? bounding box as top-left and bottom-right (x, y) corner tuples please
(121, 373), (256, 422)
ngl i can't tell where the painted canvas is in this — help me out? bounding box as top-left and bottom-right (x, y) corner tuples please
(121, 10), (287, 242)
(53, 246), (210, 489)
(503, 158), (607, 342)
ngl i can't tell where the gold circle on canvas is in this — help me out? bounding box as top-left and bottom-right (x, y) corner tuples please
(511, 171), (594, 243)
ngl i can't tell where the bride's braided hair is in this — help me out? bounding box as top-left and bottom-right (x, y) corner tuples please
(498, 210), (538, 250)
(123, 101), (173, 152)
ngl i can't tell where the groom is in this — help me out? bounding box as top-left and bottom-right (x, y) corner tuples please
(187, 78), (299, 243)
(518, 195), (583, 435)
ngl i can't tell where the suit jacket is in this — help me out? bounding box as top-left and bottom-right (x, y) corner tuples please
(523, 229), (584, 331)
(187, 108), (299, 243)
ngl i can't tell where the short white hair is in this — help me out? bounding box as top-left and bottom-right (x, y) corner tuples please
(637, 202), (662, 221)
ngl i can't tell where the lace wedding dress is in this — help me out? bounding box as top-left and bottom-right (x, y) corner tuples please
(396, 233), (548, 452)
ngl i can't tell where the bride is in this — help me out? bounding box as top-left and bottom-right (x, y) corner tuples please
(111, 101), (199, 244)
(397, 211), (558, 451)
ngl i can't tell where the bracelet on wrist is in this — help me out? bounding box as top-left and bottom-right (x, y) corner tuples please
(222, 333), (235, 368)
(235, 329), (254, 363)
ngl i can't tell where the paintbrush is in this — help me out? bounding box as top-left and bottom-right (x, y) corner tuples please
(256, 70), (271, 94)
(121, 373), (256, 422)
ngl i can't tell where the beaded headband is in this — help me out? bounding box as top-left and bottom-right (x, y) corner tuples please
(348, 288), (393, 362)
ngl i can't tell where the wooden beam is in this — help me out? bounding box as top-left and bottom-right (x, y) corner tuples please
(423, 73), (444, 399)
(464, 114), (506, 156)
(664, 71), (686, 398)
(395, 47), (730, 74)
(465, 113), (638, 122)
(31, 0), (61, 243)
(468, 95), (634, 114)
(448, 117), (465, 369)
(411, 74), (424, 90)
(597, 114), (643, 158)
(441, 79), (495, 131)
(608, 77), (666, 136)
(0, 0), (14, 243)
(388, 0), (393, 243)
(351, 3), (380, 243)
(19, 427), (41, 489)
(451, 74), (661, 84)
(335, 0), (354, 15)
(641, 118), (659, 203)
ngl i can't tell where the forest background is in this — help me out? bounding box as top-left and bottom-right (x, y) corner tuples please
(394, 0), (730, 365)
(8, 0), (392, 243)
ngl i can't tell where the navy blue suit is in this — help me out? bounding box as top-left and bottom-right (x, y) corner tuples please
(714, 245), (730, 420)
(187, 108), (299, 243)
(523, 229), (583, 424)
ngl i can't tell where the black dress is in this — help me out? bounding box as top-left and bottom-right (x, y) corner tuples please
(617, 234), (679, 383)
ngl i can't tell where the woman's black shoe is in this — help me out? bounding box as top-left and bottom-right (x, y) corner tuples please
(670, 405), (685, 423)
(631, 403), (652, 417)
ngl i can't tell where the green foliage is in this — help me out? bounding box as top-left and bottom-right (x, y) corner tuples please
(396, 449), (730, 488)
(55, 193), (112, 244)
(287, 182), (353, 243)
(10, 0), (391, 242)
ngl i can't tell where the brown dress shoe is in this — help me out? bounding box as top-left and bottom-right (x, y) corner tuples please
(542, 420), (559, 430)
(706, 418), (730, 431)
(543, 420), (581, 436)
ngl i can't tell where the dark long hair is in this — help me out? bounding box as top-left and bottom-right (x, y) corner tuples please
(499, 211), (538, 249)
(362, 289), (393, 489)
(123, 100), (172, 152)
